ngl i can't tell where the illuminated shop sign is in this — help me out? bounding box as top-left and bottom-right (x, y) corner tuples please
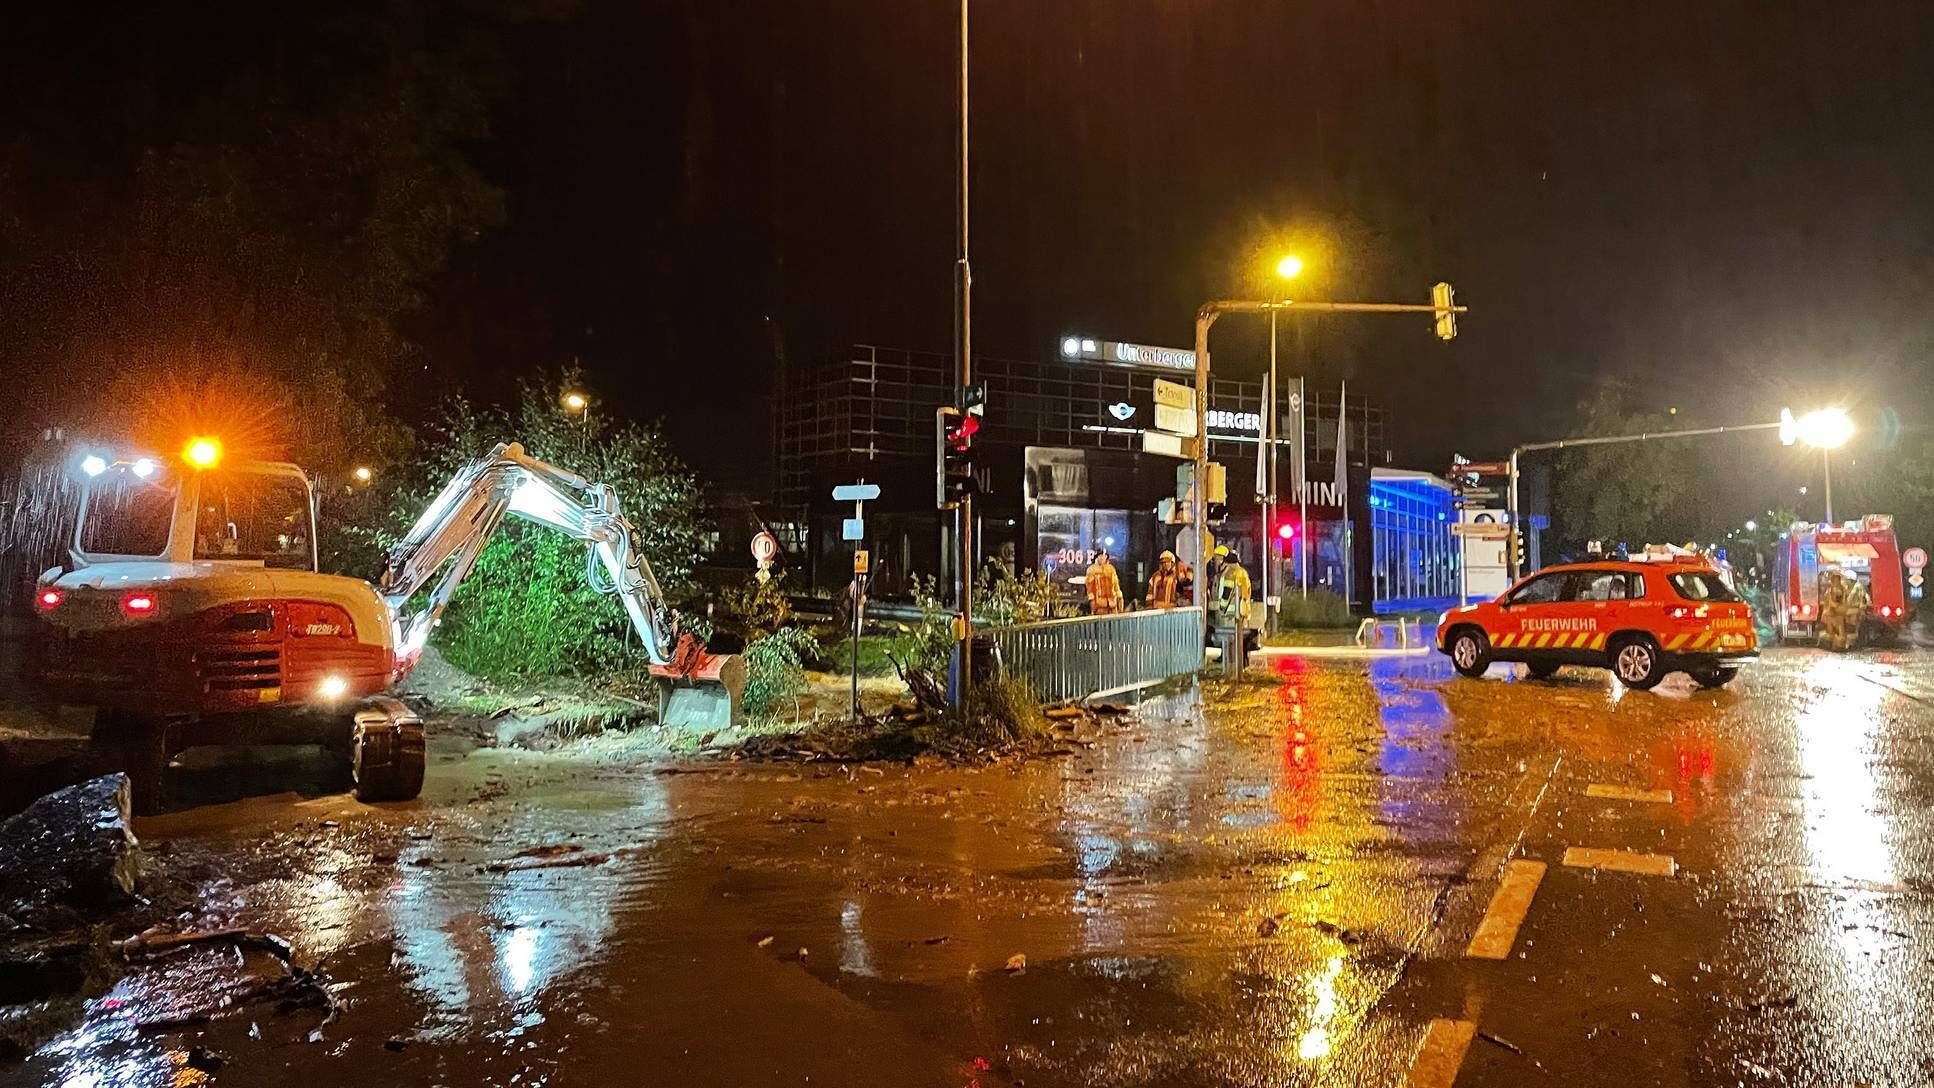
(1060, 336), (1197, 373)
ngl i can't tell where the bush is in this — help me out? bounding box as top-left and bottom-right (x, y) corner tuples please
(742, 626), (820, 723)
(1275, 588), (1356, 629)
(952, 673), (1049, 748)
(397, 372), (707, 682)
(888, 575), (955, 676)
(712, 571), (794, 646)
(975, 565), (1056, 627)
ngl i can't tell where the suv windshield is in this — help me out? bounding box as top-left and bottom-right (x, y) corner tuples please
(193, 472), (315, 570)
(1669, 571), (1741, 602)
(79, 475), (177, 557)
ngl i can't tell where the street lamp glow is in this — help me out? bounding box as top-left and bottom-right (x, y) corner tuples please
(1744, 519), (1757, 532)
(1275, 254), (1304, 280)
(352, 466), (373, 484)
(131, 458), (156, 479)
(561, 391), (588, 414)
(1795, 408), (1854, 449)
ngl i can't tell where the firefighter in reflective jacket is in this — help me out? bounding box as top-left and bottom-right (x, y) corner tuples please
(1146, 550), (1181, 608)
(1085, 551), (1125, 614)
(1216, 549), (1253, 628)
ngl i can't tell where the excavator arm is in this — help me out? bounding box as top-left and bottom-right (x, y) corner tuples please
(379, 442), (741, 727)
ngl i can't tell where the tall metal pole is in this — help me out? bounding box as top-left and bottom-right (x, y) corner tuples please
(1822, 447), (1833, 523)
(953, 0), (974, 701)
(1299, 374), (1308, 598)
(1192, 309), (1217, 589)
(1263, 309), (1277, 630)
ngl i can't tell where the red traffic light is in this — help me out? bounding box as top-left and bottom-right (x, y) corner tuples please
(1276, 522), (1296, 540)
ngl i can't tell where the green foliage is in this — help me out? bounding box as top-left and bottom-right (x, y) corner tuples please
(975, 566), (1057, 627)
(713, 572), (795, 643)
(403, 373), (707, 682)
(1552, 383), (1688, 546)
(888, 575), (956, 677)
(1275, 588), (1356, 629)
(743, 627), (821, 723)
(950, 673), (1050, 748)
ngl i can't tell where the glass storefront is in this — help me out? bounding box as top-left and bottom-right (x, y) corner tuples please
(1368, 472), (1459, 609)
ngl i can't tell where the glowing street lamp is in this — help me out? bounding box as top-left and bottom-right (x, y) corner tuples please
(1275, 254), (1304, 281)
(561, 391), (589, 415)
(1779, 407), (1854, 522)
(352, 466), (373, 485)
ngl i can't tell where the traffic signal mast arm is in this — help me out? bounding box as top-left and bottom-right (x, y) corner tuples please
(380, 441), (682, 666)
(1503, 419), (1788, 578)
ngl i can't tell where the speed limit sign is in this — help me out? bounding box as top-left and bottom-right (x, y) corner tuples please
(1904, 546), (1927, 570)
(750, 531), (780, 565)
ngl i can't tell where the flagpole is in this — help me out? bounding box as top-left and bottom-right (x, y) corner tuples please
(1298, 375), (1308, 598)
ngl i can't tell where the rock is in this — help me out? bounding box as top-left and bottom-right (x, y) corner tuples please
(0, 774), (140, 913)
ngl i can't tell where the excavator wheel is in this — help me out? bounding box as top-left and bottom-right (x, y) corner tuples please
(351, 696), (426, 803)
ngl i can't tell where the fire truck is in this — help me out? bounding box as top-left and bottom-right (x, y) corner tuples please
(29, 436), (742, 811)
(1770, 515), (1908, 644)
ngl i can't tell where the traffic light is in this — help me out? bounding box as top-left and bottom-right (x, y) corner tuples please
(1432, 281), (1457, 341)
(1273, 519), (1298, 554)
(936, 406), (979, 509)
(1511, 528), (1527, 572)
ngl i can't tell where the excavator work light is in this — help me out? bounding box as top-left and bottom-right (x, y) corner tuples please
(183, 436), (223, 469)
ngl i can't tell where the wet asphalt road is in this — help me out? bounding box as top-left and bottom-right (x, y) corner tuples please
(14, 645), (1934, 1087)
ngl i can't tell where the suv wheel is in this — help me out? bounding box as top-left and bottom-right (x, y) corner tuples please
(1611, 636), (1665, 690)
(1527, 660), (1561, 680)
(1448, 628), (1491, 678)
(1691, 665), (1739, 689)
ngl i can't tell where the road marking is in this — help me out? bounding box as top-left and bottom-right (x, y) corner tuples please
(1562, 846), (1677, 877)
(1404, 1019), (1477, 1088)
(1466, 859), (1547, 959)
(1585, 783), (1673, 804)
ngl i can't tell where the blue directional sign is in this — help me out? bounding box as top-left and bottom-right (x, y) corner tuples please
(842, 518), (865, 541)
(832, 483), (881, 502)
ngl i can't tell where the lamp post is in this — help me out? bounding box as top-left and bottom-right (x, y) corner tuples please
(1265, 254), (1303, 628)
(1789, 408), (1854, 523)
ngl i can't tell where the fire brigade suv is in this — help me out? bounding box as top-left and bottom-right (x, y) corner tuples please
(1436, 552), (1758, 690)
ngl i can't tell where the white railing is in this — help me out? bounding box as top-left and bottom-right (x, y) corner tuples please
(988, 607), (1204, 702)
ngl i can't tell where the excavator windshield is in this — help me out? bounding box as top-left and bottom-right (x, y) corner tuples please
(192, 470), (316, 570)
(77, 472), (176, 558)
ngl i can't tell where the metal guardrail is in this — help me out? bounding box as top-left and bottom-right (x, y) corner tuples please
(989, 606), (1204, 703)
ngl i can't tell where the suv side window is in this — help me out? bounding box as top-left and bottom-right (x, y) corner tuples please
(1506, 572), (1572, 606)
(1578, 571), (1644, 601)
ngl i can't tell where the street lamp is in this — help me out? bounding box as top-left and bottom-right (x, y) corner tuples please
(561, 391), (588, 415)
(1781, 407), (1853, 522)
(1267, 254), (1306, 617)
(352, 466), (373, 485)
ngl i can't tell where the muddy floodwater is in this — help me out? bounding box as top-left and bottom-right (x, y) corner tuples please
(14, 646), (1934, 1086)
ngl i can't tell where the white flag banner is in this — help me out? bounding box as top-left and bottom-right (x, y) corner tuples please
(1289, 377), (1306, 500)
(1255, 370), (1271, 499)
(1333, 380), (1349, 499)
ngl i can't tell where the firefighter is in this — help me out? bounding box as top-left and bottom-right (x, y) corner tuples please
(1176, 556), (1195, 604)
(1146, 550), (1181, 608)
(1819, 568), (1857, 651)
(1085, 550), (1125, 615)
(1215, 547), (1254, 671)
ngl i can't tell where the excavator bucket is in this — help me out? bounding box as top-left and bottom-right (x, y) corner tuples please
(650, 647), (746, 734)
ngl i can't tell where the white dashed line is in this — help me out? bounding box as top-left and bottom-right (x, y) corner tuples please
(1404, 1018), (1478, 1088)
(1467, 859), (1547, 959)
(1585, 783), (1673, 804)
(1562, 846), (1677, 877)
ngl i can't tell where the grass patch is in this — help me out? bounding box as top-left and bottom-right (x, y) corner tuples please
(815, 633), (899, 677)
(1274, 588), (1356, 629)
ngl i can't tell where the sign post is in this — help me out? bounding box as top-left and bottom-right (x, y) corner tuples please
(833, 482), (882, 718)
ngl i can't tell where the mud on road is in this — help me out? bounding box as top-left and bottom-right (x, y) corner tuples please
(10, 645), (1934, 1087)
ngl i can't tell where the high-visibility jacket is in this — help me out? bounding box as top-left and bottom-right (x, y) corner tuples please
(1085, 559), (1124, 613)
(1146, 565), (1180, 607)
(1217, 562), (1253, 625)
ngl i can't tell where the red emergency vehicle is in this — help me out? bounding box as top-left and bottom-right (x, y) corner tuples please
(1771, 516), (1908, 644)
(1437, 552), (1758, 690)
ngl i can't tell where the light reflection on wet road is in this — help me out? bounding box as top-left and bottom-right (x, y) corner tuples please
(17, 645), (1934, 1086)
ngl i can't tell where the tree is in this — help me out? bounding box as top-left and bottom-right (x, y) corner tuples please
(387, 373), (710, 682)
(0, 2), (527, 471)
(1551, 383), (1689, 547)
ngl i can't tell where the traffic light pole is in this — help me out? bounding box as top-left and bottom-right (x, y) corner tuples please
(1191, 293), (1466, 602)
(952, 0), (973, 704)
(1503, 420), (1785, 580)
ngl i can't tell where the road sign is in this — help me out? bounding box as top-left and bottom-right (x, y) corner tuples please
(1153, 403), (1198, 436)
(832, 483), (882, 502)
(1142, 431), (1198, 459)
(1450, 460), (1511, 477)
(1451, 523), (1512, 539)
(750, 531), (779, 564)
(1455, 487), (1501, 501)
(853, 549), (869, 575)
(1911, 573), (1924, 587)
(841, 518), (865, 541)
(1904, 547), (1927, 568)
(1152, 378), (1195, 410)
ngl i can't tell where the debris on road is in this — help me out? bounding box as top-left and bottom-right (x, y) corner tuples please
(0, 774), (141, 916)
(484, 845), (614, 873)
(1004, 953), (1027, 973)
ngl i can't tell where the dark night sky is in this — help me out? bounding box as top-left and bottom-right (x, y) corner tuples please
(336, 2), (1934, 510)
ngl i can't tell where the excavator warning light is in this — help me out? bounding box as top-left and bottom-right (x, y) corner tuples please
(183, 436), (223, 469)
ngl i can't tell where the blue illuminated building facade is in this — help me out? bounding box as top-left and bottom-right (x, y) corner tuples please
(1367, 469), (1460, 613)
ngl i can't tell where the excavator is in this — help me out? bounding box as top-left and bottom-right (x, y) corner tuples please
(28, 436), (742, 810)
